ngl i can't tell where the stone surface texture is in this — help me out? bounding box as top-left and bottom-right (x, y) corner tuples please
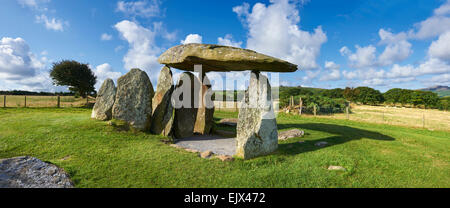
(91, 78), (116, 121)
(150, 66), (174, 136)
(112, 68), (154, 131)
(236, 72), (278, 159)
(0, 156), (73, 188)
(158, 44), (298, 72)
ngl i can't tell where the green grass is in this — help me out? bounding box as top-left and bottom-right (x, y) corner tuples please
(0, 107), (449, 188)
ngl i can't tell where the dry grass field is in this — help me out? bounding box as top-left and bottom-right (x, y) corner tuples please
(0, 95), (94, 108)
(301, 104), (450, 132)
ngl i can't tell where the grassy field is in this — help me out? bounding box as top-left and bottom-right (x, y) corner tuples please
(306, 104), (450, 132)
(0, 107), (449, 188)
(0, 95), (93, 108)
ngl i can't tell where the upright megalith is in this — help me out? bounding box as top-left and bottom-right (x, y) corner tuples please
(194, 73), (214, 134)
(150, 66), (174, 136)
(91, 78), (116, 121)
(236, 72), (278, 159)
(112, 68), (154, 131)
(172, 72), (200, 138)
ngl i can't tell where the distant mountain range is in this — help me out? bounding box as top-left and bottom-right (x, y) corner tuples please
(420, 85), (450, 97)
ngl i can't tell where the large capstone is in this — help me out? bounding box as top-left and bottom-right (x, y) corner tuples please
(158, 43), (298, 72)
(172, 72), (200, 138)
(236, 72), (278, 159)
(91, 78), (116, 121)
(112, 68), (154, 131)
(193, 73), (214, 135)
(150, 66), (174, 136)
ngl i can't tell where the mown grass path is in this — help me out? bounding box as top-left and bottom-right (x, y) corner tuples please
(0, 108), (448, 187)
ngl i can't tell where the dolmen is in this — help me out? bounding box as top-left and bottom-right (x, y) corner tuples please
(92, 43), (298, 159)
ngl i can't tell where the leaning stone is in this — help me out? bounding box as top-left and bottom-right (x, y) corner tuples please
(112, 68), (154, 131)
(236, 72), (278, 159)
(158, 43), (298, 72)
(194, 73), (214, 135)
(172, 72), (200, 138)
(278, 129), (305, 140)
(150, 66), (174, 136)
(0, 156), (74, 188)
(91, 78), (116, 121)
(200, 150), (213, 158)
(315, 141), (329, 147)
(328, 166), (346, 171)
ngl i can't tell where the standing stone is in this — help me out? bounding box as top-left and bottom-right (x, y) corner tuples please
(91, 79), (116, 121)
(194, 73), (214, 135)
(150, 66), (174, 136)
(236, 72), (278, 159)
(172, 72), (200, 138)
(112, 68), (154, 131)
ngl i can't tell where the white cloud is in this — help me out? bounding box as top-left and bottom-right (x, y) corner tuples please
(100, 33), (113, 41)
(233, 0), (327, 69)
(0, 37), (68, 92)
(93, 63), (122, 90)
(410, 0), (450, 39)
(428, 31), (450, 62)
(378, 29), (412, 66)
(35, 14), (66, 32)
(320, 61), (340, 81)
(181, 34), (202, 44)
(341, 45), (377, 68)
(217, 34), (242, 47)
(429, 73), (450, 85)
(0, 37), (44, 80)
(17, 0), (50, 11)
(116, 0), (161, 18)
(114, 20), (162, 80)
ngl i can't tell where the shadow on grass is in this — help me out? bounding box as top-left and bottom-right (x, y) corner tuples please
(276, 123), (395, 155)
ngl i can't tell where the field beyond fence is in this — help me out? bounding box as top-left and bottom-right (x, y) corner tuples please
(0, 95), (94, 108)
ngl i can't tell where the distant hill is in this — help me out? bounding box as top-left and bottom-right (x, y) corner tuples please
(420, 85), (450, 97)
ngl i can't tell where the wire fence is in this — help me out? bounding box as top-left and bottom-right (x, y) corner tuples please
(0, 95), (94, 108)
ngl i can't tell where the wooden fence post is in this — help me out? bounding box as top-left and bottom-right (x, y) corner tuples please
(313, 104), (317, 117)
(298, 97), (302, 116)
(57, 95), (61, 108)
(24, 96), (27, 108)
(346, 106), (349, 120)
(3, 95), (5, 108)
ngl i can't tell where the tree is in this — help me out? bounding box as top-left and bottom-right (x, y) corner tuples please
(50, 60), (97, 98)
(383, 88), (403, 104)
(321, 88), (344, 98)
(354, 86), (384, 105)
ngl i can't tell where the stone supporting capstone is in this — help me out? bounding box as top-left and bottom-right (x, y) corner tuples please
(235, 72), (278, 159)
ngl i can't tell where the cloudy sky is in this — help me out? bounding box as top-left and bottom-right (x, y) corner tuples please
(1, 0), (450, 92)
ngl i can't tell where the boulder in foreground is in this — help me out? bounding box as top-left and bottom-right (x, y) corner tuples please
(158, 43), (298, 72)
(0, 156), (73, 188)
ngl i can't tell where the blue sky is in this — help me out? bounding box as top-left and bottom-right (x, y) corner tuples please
(1, 0), (450, 92)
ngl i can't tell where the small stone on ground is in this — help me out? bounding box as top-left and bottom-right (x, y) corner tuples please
(328, 166), (346, 171)
(200, 151), (213, 158)
(315, 141), (329, 147)
(173, 135), (235, 156)
(278, 129), (305, 140)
